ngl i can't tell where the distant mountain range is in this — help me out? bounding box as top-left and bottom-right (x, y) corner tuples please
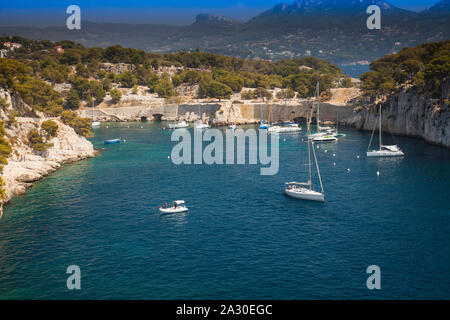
(0, 0), (449, 64)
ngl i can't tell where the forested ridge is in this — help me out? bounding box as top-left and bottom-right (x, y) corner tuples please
(0, 36), (351, 112)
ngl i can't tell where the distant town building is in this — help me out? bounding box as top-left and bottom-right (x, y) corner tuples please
(3, 42), (22, 50)
(54, 45), (64, 54)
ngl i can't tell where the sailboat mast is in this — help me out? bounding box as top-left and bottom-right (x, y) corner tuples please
(316, 82), (320, 131)
(307, 135), (312, 190)
(379, 104), (382, 150)
(311, 140), (324, 194)
(260, 103), (262, 123)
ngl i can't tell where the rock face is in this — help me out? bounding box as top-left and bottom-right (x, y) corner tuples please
(78, 100), (355, 125)
(0, 89), (96, 214)
(344, 82), (450, 148)
(1, 118), (96, 204)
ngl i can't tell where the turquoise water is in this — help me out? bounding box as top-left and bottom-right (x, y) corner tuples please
(1, 122), (450, 299)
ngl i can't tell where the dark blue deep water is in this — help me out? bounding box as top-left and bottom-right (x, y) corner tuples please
(1, 122), (449, 299)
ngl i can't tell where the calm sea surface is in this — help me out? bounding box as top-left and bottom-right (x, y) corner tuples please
(1, 122), (449, 299)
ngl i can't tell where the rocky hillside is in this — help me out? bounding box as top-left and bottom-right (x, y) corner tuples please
(344, 80), (450, 147)
(346, 40), (450, 147)
(0, 89), (96, 216)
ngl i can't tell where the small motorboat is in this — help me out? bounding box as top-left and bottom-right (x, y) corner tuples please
(168, 121), (188, 129)
(104, 138), (121, 144)
(159, 200), (188, 214)
(194, 121), (211, 129)
(259, 121), (270, 130)
(312, 134), (338, 142)
(228, 123), (237, 130)
(91, 121), (100, 127)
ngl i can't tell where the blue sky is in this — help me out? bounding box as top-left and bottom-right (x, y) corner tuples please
(0, 1), (441, 26)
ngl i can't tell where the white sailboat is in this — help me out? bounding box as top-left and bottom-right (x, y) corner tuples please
(307, 82), (338, 142)
(268, 107), (301, 133)
(285, 122), (325, 202)
(367, 105), (404, 157)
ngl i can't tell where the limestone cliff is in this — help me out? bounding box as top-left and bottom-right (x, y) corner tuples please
(0, 89), (96, 216)
(343, 81), (450, 148)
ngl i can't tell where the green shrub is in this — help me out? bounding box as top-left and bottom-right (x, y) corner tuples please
(60, 110), (93, 138)
(0, 122), (11, 171)
(205, 81), (232, 100)
(0, 176), (6, 201)
(41, 120), (59, 138)
(120, 71), (138, 88)
(155, 77), (175, 98)
(0, 97), (8, 110)
(27, 129), (52, 152)
(110, 88), (122, 104)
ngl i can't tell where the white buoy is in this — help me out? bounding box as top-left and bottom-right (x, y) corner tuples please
(333, 162), (336, 166)
(377, 171), (380, 176)
(347, 168), (351, 173)
(283, 139), (286, 142)
(357, 155), (360, 159)
(168, 156), (170, 159)
(333, 153), (336, 157)
(141, 126), (143, 129)
(324, 150), (328, 153)
(106, 126), (109, 128)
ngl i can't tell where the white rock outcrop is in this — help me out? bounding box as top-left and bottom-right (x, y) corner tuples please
(344, 82), (450, 148)
(0, 88), (96, 217)
(1, 118), (96, 204)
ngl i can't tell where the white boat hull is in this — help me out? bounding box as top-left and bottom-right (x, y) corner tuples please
(159, 207), (188, 214)
(195, 124), (211, 129)
(307, 132), (324, 139)
(367, 150), (404, 157)
(268, 126), (302, 133)
(168, 122), (189, 129)
(313, 135), (338, 142)
(284, 188), (324, 202)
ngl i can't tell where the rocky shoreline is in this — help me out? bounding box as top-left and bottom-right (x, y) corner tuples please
(0, 118), (96, 218)
(344, 81), (450, 148)
(0, 90), (97, 218)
